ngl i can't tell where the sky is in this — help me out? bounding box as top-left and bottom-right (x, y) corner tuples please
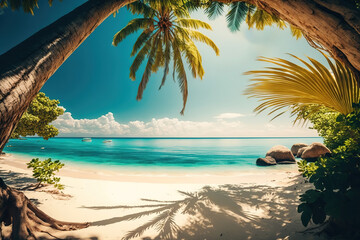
(0, 1), (325, 137)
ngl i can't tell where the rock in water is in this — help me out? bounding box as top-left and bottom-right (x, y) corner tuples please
(256, 156), (277, 166)
(301, 142), (331, 162)
(266, 145), (296, 164)
(291, 143), (308, 156)
(297, 147), (307, 158)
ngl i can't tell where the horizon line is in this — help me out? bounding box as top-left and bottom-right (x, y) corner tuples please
(21, 136), (322, 139)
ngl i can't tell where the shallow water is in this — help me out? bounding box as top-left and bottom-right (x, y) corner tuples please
(5, 137), (322, 171)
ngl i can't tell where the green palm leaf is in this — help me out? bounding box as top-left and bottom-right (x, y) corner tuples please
(172, 38), (188, 115)
(159, 38), (171, 90)
(113, 18), (154, 46)
(204, 1), (224, 20)
(131, 29), (154, 56)
(136, 35), (161, 100)
(244, 54), (360, 120)
(126, 1), (156, 18)
(152, 37), (165, 72)
(129, 36), (154, 80)
(226, 2), (248, 32)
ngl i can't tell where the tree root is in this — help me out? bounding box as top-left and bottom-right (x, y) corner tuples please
(0, 178), (89, 239)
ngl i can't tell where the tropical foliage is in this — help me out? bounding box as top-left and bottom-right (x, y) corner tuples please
(113, 0), (219, 114)
(245, 52), (360, 235)
(11, 92), (64, 140)
(193, 1), (302, 38)
(244, 54), (360, 121)
(297, 103), (360, 236)
(27, 158), (65, 190)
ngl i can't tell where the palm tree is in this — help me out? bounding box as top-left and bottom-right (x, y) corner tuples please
(113, 0), (219, 114)
(244, 53), (360, 122)
(200, 1), (302, 39)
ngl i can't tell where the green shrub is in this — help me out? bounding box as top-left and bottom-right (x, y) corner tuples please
(27, 158), (65, 190)
(297, 103), (360, 235)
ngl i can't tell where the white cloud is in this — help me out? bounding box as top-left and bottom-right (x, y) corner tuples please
(53, 111), (318, 137)
(214, 113), (245, 119)
(53, 112), (129, 136)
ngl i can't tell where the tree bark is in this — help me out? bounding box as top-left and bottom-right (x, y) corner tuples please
(0, 0), (136, 152)
(226, 0), (360, 81)
(0, 178), (89, 239)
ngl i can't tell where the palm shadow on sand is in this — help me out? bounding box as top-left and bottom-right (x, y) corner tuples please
(85, 175), (314, 240)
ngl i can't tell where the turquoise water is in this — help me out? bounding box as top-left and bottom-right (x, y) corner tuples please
(5, 137), (321, 170)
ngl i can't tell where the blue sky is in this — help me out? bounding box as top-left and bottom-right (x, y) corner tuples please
(0, 1), (325, 137)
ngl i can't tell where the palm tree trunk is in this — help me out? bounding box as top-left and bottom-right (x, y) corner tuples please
(227, 0), (360, 81)
(0, 0), (135, 152)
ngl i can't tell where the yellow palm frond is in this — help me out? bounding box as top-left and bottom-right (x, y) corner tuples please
(246, 9), (285, 30)
(178, 28), (219, 56)
(175, 18), (212, 30)
(290, 25), (303, 39)
(244, 54), (360, 119)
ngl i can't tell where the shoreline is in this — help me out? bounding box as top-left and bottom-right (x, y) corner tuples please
(1, 152), (301, 184)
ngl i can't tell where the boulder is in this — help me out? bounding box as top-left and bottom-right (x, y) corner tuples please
(256, 156), (277, 166)
(297, 147), (307, 158)
(291, 143), (308, 156)
(301, 142), (331, 162)
(266, 145), (296, 164)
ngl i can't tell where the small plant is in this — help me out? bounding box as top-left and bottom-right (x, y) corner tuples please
(27, 158), (65, 190)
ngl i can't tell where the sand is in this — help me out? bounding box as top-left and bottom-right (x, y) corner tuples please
(0, 153), (325, 240)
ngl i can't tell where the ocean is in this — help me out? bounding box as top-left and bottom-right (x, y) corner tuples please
(4, 137), (322, 171)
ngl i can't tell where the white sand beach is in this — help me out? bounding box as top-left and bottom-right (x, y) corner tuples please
(0, 153), (324, 240)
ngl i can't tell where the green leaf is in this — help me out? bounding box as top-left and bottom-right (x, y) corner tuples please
(226, 2), (248, 32)
(204, 1), (224, 20)
(301, 210), (312, 227)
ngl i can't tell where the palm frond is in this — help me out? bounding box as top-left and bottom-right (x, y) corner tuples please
(129, 36), (154, 80)
(204, 1), (224, 20)
(178, 36), (203, 79)
(185, 29), (220, 56)
(290, 25), (303, 39)
(175, 18), (212, 30)
(172, 38), (188, 115)
(131, 29), (154, 56)
(226, 2), (248, 32)
(245, 4), (256, 24)
(173, 4), (191, 18)
(244, 54), (360, 120)
(126, 1), (156, 18)
(113, 18), (153, 46)
(159, 38), (171, 89)
(152, 37), (164, 72)
(136, 34), (161, 100)
(247, 9), (285, 30)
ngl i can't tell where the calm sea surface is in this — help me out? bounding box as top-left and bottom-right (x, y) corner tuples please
(4, 137), (322, 170)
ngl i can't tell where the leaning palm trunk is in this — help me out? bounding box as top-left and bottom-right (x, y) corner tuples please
(0, 0), (136, 238)
(0, 0), (135, 152)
